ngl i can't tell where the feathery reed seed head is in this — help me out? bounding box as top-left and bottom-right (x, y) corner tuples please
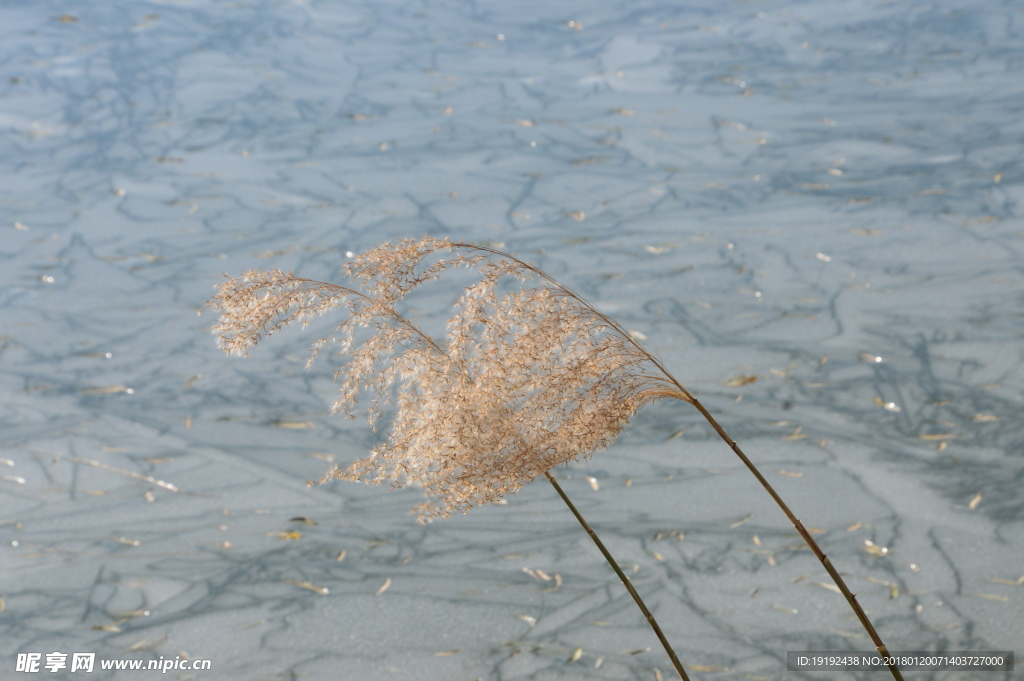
(209, 237), (691, 522)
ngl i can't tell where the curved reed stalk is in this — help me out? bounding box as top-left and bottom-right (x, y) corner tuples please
(449, 241), (905, 681)
(208, 236), (903, 681)
(545, 472), (689, 680)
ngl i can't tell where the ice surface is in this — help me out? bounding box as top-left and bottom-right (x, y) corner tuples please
(1, 1), (1022, 679)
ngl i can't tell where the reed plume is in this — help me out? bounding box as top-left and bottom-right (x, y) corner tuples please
(210, 237), (688, 521)
(208, 236), (903, 681)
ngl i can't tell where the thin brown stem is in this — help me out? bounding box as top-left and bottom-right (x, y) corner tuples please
(545, 472), (690, 681)
(688, 398), (904, 681)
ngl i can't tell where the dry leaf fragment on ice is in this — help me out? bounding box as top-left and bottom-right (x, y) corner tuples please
(82, 385), (130, 394)
(522, 567), (540, 581)
(989, 575), (1024, 585)
(112, 536), (140, 546)
(873, 397), (900, 412)
(811, 581), (842, 594)
(729, 512), (756, 528)
(267, 531), (302, 540)
(862, 540), (890, 556)
(271, 420), (314, 429)
(287, 580), (328, 595)
(863, 577), (899, 599)
(125, 635), (168, 652)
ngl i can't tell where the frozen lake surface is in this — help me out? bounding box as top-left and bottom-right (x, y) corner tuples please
(1, 1), (1022, 679)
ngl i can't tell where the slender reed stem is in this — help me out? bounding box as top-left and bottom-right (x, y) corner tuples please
(545, 472), (690, 681)
(688, 399), (905, 681)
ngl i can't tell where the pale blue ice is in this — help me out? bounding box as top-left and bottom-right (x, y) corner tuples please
(1, 1), (1022, 679)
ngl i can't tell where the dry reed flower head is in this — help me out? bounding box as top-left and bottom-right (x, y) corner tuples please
(209, 237), (692, 522)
